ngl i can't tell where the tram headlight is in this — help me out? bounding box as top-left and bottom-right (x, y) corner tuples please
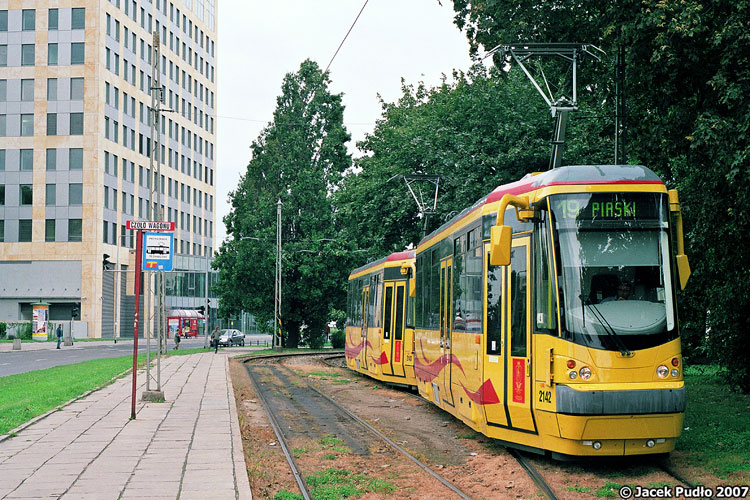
(568, 371), (578, 380)
(592, 441), (602, 450)
(671, 369), (679, 377)
(656, 365), (669, 378)
(579, 367), (592, 380)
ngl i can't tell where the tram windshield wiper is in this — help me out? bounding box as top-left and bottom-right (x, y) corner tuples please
(587, 303), (632, 356)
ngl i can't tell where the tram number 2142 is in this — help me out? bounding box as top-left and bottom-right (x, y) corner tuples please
(538, 389), (552, 404)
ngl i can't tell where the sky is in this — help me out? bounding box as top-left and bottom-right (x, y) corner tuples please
(214, 0), (474, 245)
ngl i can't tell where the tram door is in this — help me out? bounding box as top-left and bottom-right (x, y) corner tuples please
(440, 259), (454, 406)
(381, 282), (407, 377)
(360, 286), (369, 372)
(382, 284), (394, 375)
(506, 238), (534, 431)
(483, 239), (534, 431)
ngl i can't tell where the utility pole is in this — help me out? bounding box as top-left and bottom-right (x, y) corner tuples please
(143, 31), (164, 401)
(203, 253), (210, 348)
(273, 199), (282, 350)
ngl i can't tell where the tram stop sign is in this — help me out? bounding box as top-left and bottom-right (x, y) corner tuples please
(142, 232), (174, 271)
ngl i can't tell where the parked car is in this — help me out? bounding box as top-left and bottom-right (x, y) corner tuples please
(217, 329), (245, 347)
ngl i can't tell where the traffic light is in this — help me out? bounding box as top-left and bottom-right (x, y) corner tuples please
(103, 253), (112, 270)
(197, 305), (205, 316)
(72, 304), (80, 320)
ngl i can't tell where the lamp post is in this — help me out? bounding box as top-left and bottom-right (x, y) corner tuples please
(274, 199), (282, 350)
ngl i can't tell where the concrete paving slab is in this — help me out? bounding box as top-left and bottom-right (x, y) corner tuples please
(0, 352), (252, 499)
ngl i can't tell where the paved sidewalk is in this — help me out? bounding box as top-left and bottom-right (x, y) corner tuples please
(0, 351), (252, 499)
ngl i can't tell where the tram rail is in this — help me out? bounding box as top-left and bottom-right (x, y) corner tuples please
(242, 352), (476, 500)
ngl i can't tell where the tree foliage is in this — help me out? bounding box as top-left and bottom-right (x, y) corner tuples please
(448, 0), (750, 390)
(213, 60), (353, 348)
(337, 66), (559, 260)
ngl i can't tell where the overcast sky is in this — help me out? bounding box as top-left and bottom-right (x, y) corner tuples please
(214, 0), (474, 245)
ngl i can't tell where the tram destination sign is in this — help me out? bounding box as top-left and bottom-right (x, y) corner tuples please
(126, 220), (175, 231)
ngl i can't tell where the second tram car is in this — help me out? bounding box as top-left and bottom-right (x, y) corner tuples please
(346, 165), (691, 458)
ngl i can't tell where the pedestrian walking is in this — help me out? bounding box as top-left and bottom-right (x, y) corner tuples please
(211, 326), (219, 353)
(174, 331), (181, 350)
(56, 323), (63, 349)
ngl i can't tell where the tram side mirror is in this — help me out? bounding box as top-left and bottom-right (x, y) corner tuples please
(676, 254), (691, 290)
(489, 225), (512, 266)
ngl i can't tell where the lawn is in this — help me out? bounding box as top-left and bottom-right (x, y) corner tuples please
(0, 356), (135, 435)
(676, 365), (750, 479)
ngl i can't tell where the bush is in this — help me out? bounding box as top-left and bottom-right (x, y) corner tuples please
(0, 322), (6, 339)
(330, 329), (345, 349)
(19, 322), (33, 340)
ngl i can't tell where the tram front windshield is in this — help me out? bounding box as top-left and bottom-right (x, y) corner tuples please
(550, 193), (677, 351)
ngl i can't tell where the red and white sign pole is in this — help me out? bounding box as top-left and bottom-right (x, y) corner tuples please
(130, 229), (144, 420)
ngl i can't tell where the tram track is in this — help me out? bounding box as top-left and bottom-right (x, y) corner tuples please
(242, 352), (476, 500)
(321, 354), (560, 500)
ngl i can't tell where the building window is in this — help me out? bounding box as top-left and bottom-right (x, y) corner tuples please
(0, 45), (6, 66)
(19, 220), (32, 242)
(69, 183), (82, 205)
(45, 219), (56, 242)
(46, 149), (56, 170)
(0, 11), (7, 31)
(103, 220), (109, 243)
(0, 184), (4, 204)
(47, 78), (57, 100)
(46, 113), (57, 135)
(70, 113), (84, 135)
(0, 220), (3, 242)
(0, 114), (5, 136)
(68, 219), (82, 242)
(104, 186), (109, 208)
(69, 148), (83, 170)
(70, 78), (84, 100)
(20, 149), (33, 170)
(0, 149), (5, 170)
(48, 9), (58, 30)
(20, 79), (34, 101)
(46, 184), (56, 205)
(71, 8), (85, 30)
(21, 114), (33, 136)
(48, 44), (58, 66)
(22, 10), (35, 31)
(20, 184), (33, 205)
(71, 43), (85, 65)
(21, 45), (35, 66)
(0, 79), (5, 101)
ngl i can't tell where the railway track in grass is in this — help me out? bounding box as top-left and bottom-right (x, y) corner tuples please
(242, 352), (475, 500)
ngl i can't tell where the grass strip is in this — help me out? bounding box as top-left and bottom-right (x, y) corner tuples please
(0, 355), (135, 435)
(678, 365), (750, 478)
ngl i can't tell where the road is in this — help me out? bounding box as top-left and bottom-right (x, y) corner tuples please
(0, 335), (274, 378)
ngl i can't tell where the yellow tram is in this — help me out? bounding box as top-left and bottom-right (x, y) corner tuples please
(345, 250), (417, 387)
(346, 165), (691, 458)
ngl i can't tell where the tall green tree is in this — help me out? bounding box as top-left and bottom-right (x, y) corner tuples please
(337, 65), (559, 262)
(449, 0), (750, 390)
(213, 60), (352, 348)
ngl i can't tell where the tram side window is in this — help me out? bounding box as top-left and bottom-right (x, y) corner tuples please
(383, 286), (393, 339)
(510, 248), (527, 357)
(487, 252), (503, 355)
(534, 213), (557, 332)
(415, 255), (424, 328)
(452, 250), (465, 331)
(429, 250), (441, 329)
(395, 286), (405, 340)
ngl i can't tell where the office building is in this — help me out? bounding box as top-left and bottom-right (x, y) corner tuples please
(0, 0), (218, 337)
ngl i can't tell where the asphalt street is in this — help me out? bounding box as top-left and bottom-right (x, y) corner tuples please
(0, 335), (273, 378)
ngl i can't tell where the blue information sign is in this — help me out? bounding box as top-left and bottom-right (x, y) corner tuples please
(142, 232), (174, 271)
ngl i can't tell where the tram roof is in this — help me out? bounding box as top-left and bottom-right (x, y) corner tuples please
(348, 250), (416, 280)
(419, 164), (664, 247)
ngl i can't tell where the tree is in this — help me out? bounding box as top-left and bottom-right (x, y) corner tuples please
(213, 60), (353, 348)
(448, 0), (750, 390)
(337, 65), (566, 261)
